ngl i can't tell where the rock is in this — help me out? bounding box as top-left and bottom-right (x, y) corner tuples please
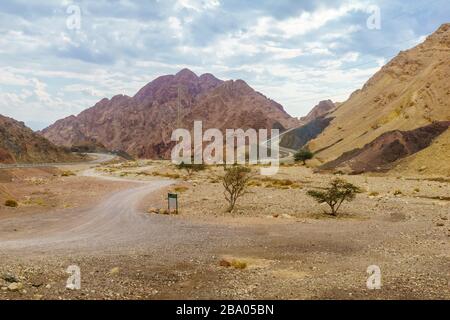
(31, 281), (44, 288)
(34, 294), (44, 300)
(436, 222), (445, 227)
(1, 273), (19, 283)
(7, 282), (23, 292)
(281, 214), (293, 219)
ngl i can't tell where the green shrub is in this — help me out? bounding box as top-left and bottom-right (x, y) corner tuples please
(294, 149), (314, 165)
(307, 178), (361, 216)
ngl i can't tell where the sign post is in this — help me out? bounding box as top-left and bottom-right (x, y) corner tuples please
(168, 193), (178, 214)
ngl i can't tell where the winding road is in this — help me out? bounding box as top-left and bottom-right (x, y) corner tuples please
(0, 154), (181, 255)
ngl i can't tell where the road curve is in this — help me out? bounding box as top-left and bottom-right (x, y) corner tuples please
(0, 158), (178, 255)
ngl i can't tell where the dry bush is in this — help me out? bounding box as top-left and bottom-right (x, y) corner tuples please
(173, 186), (189, 193)
(61, 170), (76, 177)
(257, 177), (301, 189)
(4, 199), (18, 208)
(231, 260), (247, 269)
(222, 165), (252, 212)
(152, 172), (181, 179)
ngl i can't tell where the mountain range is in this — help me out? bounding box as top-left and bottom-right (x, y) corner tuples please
(1, 23), (449, 175)
(41, 69), (299, 159)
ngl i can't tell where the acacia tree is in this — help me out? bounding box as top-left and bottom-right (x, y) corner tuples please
(294, 149), (314, 165)
(307, 178), (361, 216)
(222, 165), (252, 212)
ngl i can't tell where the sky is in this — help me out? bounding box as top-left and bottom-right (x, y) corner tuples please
(0, 0), (448, 130)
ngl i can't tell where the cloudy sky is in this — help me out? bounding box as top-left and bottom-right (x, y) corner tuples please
(0, 0), (448, 130)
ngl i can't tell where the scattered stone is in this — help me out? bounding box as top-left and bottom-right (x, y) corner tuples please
(1, 273), (18, 283)
(7, 282), (23, 292)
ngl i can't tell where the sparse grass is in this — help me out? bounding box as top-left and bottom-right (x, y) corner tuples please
(135, 171), (151, 176)
(173, 186), (189, 193)
(25, 177), (47, 185)
(22, 197), (46, 206)
(256, 177), (302, 189)
(152, 172), (181, 179)
(220, 258), (248, 269)
(231, 260), (247, 270)
(61, 170), (76, 177)
(4, 199), (18, 208)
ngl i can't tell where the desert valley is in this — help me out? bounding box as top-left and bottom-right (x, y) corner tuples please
(0, 22), (449, 301)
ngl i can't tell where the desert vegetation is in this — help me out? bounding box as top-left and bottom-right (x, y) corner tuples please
(294, 149), (314, 165)
(221, 165), (253, 212)
(4, 199), (18, 208)
(307, 178), (361, 216)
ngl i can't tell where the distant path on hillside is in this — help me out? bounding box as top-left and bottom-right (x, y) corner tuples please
(0, 153), (116, 169)
(260, 127), (299, 161)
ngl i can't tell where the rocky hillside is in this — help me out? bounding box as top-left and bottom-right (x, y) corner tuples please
(0, 114), (80, 164)
(42, 69), (299, 159)
(291, 23), (449, 174)
(299, 100), (336, 124)
(320, 121), (450, 173)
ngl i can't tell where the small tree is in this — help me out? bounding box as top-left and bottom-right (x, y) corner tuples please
(307, 178), (361, 216)
(294, 149), (314, 165)
(222, 165), (252, 212)
(177, 160), (205, 177)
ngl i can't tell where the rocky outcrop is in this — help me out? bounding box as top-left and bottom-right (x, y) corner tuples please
(0, 114), (80, 164)
(320, 121), (450, 173)
(299, 100), (336, 124)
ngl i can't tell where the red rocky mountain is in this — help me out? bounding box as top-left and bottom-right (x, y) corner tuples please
(42, 69), (299, 158)
(0, 114), (80, 164)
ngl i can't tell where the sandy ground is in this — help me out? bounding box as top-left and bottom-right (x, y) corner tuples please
(0, 160), (449, 300)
